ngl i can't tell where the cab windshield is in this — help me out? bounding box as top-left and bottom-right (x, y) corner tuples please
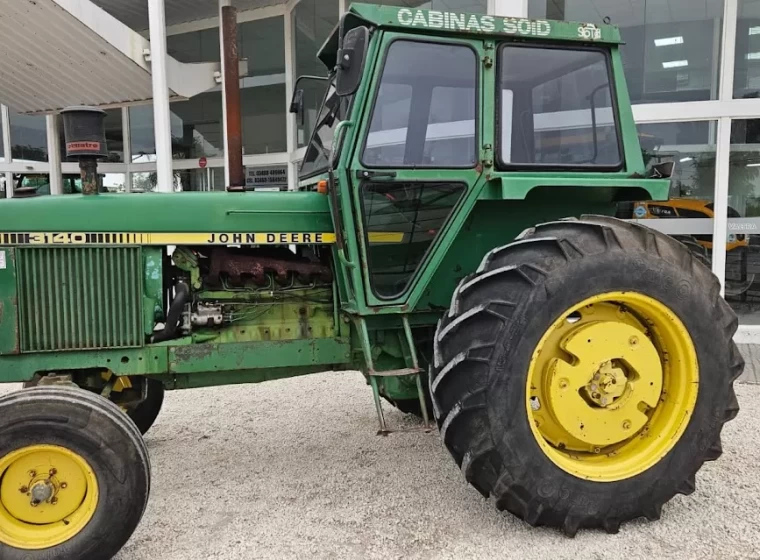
(299, 78), (352, 179)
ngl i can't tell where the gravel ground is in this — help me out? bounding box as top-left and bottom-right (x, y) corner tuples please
(3, 375), (760, 559)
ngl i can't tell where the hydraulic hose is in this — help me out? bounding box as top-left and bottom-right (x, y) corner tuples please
(152, 282), (189, 343)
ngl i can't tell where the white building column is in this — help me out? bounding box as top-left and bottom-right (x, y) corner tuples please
(148, 0), (174, 193)
(2, 105), (12, 198)
(491, 0), (528, 16)
(219, 0), (232, 187)
(46, 114), (63, 196)
(122, 107), (133, 193)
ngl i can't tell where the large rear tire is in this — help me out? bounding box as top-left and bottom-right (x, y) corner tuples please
(430, 216), (742, 535)
(0, 386), (150, 559)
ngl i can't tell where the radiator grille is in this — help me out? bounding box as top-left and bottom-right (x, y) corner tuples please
(17, 247), (143, 352)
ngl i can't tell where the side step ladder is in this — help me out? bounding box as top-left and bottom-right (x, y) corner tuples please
(355, 315), (432, 435)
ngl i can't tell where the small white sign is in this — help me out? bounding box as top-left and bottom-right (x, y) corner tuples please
(0, 251), (6, 270)
(245, 165), (288, 190)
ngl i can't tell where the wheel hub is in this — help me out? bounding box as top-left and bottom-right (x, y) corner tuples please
(527, 293), (699, 482)
(583, 360), (627, 407)
(0, 445), (98, 549)
(544, 320), (663, 449)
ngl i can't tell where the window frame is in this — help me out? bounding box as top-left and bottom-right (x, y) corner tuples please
(358, 179), (468, 300)
(359, 37), (480, 171)
(495, 42), (625, 173)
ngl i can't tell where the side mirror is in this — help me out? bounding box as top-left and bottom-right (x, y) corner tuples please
(336, 26), (369, 97)
(289, 88), (305, 126)
(290, 75), (329, 128)
(649, 161), (676, 179)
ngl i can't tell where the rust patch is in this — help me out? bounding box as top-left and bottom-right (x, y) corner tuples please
(173, 344), (216, 362)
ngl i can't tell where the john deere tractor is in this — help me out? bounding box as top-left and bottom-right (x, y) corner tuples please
(0, 5), (743, 558)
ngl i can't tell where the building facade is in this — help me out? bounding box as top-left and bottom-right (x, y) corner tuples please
(2, 0), (760, 343)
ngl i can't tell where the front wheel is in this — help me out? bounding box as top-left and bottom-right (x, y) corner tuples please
(0, 386), (150, 559)
(24, 376), (165, 435)
(430, 216), (742, 535)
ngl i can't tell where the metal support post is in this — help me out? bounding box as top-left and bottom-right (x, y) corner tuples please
(148, 0), (174, 193)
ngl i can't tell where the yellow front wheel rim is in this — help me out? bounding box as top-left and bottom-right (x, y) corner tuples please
(0, 445), (99, 550)
(527, 292), (699, 482)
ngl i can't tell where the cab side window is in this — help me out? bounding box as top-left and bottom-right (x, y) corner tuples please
(362, 41), (477, 168)
(499, 45), (622, 169)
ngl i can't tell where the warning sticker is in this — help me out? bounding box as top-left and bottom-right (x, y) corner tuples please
(0, 251), (5, 269)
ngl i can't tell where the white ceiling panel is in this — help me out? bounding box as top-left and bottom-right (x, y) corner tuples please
(91, 0), (286, 31)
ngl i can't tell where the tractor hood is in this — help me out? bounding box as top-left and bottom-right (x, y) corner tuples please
(0, 191), (333, 237)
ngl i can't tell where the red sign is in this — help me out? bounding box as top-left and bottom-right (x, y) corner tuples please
(199, 157), (208, 169)
(67, 141), (101, 152)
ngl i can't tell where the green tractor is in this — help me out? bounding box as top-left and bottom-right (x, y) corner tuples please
(0, 5), (742, 558)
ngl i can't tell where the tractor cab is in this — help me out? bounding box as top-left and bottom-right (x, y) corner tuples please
(291, 4), (672, 314)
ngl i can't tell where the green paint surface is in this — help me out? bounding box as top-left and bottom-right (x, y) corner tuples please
(0, 249), (18, 355)
(0, 191), (332, 233)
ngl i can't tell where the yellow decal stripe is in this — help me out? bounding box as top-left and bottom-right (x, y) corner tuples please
(0, 232), (406, 246)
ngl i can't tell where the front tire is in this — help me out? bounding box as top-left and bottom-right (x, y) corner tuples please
(430, 216), (742, 535)
(0, 386), (151, 559)
(23, 376), (165, 435)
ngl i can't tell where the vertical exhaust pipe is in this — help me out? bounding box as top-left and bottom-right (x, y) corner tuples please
(221, 6), (245, 191)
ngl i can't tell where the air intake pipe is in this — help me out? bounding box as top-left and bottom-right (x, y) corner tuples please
(61, 106), (108, 195)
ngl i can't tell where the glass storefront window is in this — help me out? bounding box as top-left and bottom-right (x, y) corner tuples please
(619, 121), (716, 267)
(736, 0), (760, 98)
(10, 112), (48, 162)
(240, 17), (287, 154)
(131, 168), (225, 193)
(726, 119), (760, 322)
(167, 27), (224, 159)
(528, 0), (724, 104)
(131, 17), (287, 160)
(293, 0), (338, 148)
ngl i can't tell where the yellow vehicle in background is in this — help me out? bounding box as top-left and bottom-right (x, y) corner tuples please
(630, 198), (749, 252)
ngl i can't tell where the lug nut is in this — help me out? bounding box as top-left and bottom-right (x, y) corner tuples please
(60, 482), (68, 489)
(49, 469), (57, 476)
(30, 500), (40, 507)
(19, 486), (28, 494)
(28, 470), (36, 478)
(50, 497), (58, 505)
(559, 379), (568, 389)
(623, 420), (631, 430)
(629, 336), (639, 347)
(593, 447), (601, 454)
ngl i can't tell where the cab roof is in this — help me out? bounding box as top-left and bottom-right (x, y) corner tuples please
(319, 3), (622, 69)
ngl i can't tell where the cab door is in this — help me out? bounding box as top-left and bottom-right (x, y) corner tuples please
(348, 33), (487, 309)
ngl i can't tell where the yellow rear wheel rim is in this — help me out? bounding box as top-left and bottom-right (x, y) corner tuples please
(526, 291), (698, 482)
(0, 445), (98, 550)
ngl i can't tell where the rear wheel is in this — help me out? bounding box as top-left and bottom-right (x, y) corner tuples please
(0, 386), (150, 559)
(430, 216), (742, 535)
